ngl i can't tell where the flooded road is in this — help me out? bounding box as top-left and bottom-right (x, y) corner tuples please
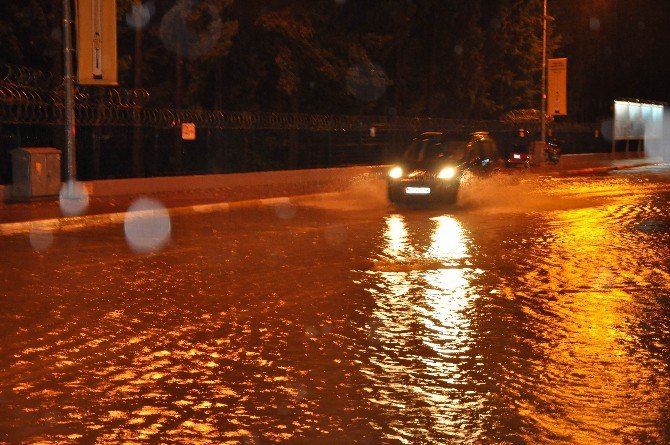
(1, 166), (670, 444)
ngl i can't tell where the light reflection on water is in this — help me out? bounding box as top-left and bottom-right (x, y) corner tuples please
(357, 176), (670, 444)
(364, 214), (489, 443)
(1, 173), (670, 443)
(514, 194), (670, 444)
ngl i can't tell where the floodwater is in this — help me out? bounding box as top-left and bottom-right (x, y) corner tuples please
(1, 167), (669, 444)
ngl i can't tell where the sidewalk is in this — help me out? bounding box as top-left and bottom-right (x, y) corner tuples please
(0, 185), (330, 236)
(0, 156), (660, 236)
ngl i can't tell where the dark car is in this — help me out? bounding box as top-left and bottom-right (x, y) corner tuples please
(387, 131), (501, 206)
(503, 142), (531, 168)
(502, 129), (532, 168)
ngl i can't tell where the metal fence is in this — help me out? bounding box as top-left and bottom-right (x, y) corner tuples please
(1, 65), (608, 184)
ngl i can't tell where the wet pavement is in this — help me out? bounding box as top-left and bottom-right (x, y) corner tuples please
(1, 165), (669, 444)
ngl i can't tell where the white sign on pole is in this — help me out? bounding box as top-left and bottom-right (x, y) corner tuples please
(547, 58), (567, 116)
(76, 0), (118, 85)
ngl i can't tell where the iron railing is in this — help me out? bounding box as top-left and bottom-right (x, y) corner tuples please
(1, 64), (606, 183)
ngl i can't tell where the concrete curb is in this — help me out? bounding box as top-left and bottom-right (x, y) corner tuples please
(557, 162), (657, 176)
(0, 161), (661, 237)
(0, 192), (338, 237)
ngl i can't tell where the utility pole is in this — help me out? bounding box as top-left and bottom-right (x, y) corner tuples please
(132, 0), (144, 177)
(62, 0), (77, 182)
(540, 0), (547, 143)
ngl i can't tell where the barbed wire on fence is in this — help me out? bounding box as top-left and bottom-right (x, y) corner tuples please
(0, 64), (597, 134)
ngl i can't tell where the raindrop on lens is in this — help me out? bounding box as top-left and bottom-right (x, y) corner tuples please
(124, 197), (171, 254)
(345, 61), (388, 102)
(600, 118), (614, 143)
(274, 201), (296, 220)
(324, 224), (347, 247)
(125, 2), (153, 29)
(29, 225), (53, 251)
(589, 17), (601, 31)
(159, 1), (223, 59)
(59, 180), (89, 217)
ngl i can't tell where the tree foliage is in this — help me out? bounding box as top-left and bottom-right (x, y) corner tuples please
(2, 0), (669, 121)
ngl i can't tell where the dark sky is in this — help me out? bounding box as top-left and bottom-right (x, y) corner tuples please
(552, 0), (670, 118)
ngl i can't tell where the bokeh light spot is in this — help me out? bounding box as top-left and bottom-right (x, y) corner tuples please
(159, 1), (223, 59)
(346, 61), (389, 102)
(124, 197), (171, 254)
(59, 180), (90, 217)
(600, 118), (613, 143)
(274, 201), (297, 220)
(125, 2), (154, 29)
(29, 224), (53, 252)
(323, 224), (348, 247)
(590, 17), (601, 31)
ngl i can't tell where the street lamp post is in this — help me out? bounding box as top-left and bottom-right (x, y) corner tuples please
(540, 0), (547, 144)
(62, 0), (77, 183)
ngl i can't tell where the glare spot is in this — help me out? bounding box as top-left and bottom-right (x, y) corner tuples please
(323, 224), (348, 247)
(288, 383), (308, 400)
(600, 118), (613, 142)
(589, 17), (601, 31)
(346, 61), (389, 102)
(59, 180), (89, 217)
(454, 45), (463, 56)
(124, 197), (171, 254)
(242, 433), (261, 445)
(159, 1), (223, 59)
(274, 201), (296, 220)
(125, 2), (154, 29)
(305, 326), (320, 338)
(29, 224), (53, 251)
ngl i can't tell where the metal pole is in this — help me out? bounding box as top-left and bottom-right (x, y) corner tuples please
(132, 0), (144, 177)
(63, 0), (77, 182)
(612, 101), (616, 155)
(540, 0), (547, 143)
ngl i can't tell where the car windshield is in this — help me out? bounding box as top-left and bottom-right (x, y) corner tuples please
(402, 139), (468, 162)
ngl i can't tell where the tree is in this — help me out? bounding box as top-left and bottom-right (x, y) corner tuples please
(486, 0), (560, 116)
(0, 1), (53, 70)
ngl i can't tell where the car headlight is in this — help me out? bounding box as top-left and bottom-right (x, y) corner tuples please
(437, 166), (456, 179)
(388, 166), (403, 179)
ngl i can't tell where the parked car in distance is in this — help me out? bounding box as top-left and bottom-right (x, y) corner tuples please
(387, 131), (502, 207)
(503, 142), (531, 168)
